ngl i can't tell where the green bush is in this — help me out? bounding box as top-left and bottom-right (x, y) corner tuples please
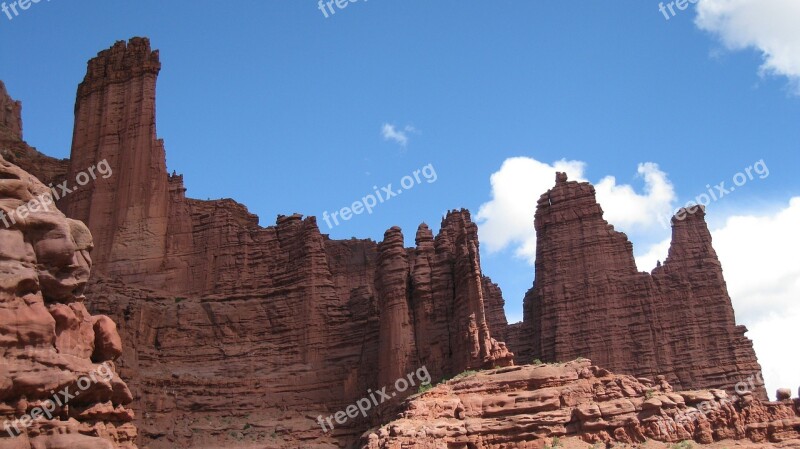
(452, 370), (478, 381)
(418, 383), (433, 394)
(669, 441), (693, 449)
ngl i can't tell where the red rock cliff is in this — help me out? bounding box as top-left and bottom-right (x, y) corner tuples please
(4, 36), (773, 448)
(18, 38), (515, 449)
(0, 81), (22, 141)
(377, 215), (514, 387)
(511, 173), (765, 398)
(0, 155), (137, 448)
(64, 37), (168, 280)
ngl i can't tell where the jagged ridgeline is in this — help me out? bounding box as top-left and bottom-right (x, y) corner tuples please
(1, 37), (784, 449)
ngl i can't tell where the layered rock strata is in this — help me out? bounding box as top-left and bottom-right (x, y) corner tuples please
(5, 38), (511, 449)
(0, 81), (21, 141)
(1, 36), (774, 449)
(362, 360), (800, 449)
(0, 155), (136, 449)
(510, 173), (765, 398)
(80, 210), (512, 449)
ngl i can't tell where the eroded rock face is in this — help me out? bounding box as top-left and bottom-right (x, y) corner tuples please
(2, 36), (774, 449)
(0, 81), (21, 141)
(0, 156), (136, 448)
(78, 212), (512, 449)
(378, 215), (514, 389)
(509, 173), (766, 398)
(362, 360), (800, 449)
(21, 38), (515, 448)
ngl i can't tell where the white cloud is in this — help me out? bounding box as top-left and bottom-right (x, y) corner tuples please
(696, 0), (800, 93)
(475, 157), (586, 264)
(636, 198), (800, 398)
(635, 238), (672, 273)
(476, 157), (675, 264)
(595, 163), (677, 231)
(381, 123), (416, 147)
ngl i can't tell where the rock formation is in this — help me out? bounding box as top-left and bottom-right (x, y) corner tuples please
(0, 81), (22, 141)
(362, 359), (800, 449)
(78, 209), (512, 448)
(0, 36), (778, 449)
(63, 37), (168, 280)
(509, 173), (766, 398)
(379, 216), (514, 388)
(0, 155), (136, 448)
(0, 36), (512, 449)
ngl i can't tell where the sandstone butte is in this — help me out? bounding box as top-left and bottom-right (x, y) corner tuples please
(506, 172), (767, 399)
(0, 37), (796, 449)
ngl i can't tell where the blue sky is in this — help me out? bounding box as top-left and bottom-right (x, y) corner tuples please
(1, 0), (798, 396)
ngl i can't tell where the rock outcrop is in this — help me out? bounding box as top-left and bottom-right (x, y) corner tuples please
(1, 36), (776, 449)
(79, 210), (512, 448)
(0, 81), (22, 141)
(509, 173), (766, 398)
(3, 36), (512, 449)
(362, 359), (800, 449)
(378, 216), (514, 388)
(0, 155), (136, 448)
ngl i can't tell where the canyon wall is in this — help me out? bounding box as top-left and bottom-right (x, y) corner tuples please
(509, 173), (766, 398)
(0, 81), (22, 141)
(4, 38), (512, 448)
(0, 36), (773, 448)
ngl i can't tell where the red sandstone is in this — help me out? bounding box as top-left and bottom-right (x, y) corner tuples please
(507, 173), (766, 399)
(0, 37), (788, 449)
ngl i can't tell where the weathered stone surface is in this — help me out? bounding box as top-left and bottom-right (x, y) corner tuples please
(481, 278), (508, 343)
(2, 36), (778, 449)
(5, 40), (507, 449)
(0, 81), (21, 141)
(427, 211), (514, 374)
(0, 156), (136, 448)
(361, 360), (800, 449)
(376, 226), (417, 388)
(777, 389), (792, 401)
(377, 216), (514, 388)
(79, 211), (513, 449)
(509, 173), (766, 398)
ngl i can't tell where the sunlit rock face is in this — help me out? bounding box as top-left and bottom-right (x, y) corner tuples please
(362, 360), (800, 449)
(509, 173), (766, 399)
(0, 155), (136, 449)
